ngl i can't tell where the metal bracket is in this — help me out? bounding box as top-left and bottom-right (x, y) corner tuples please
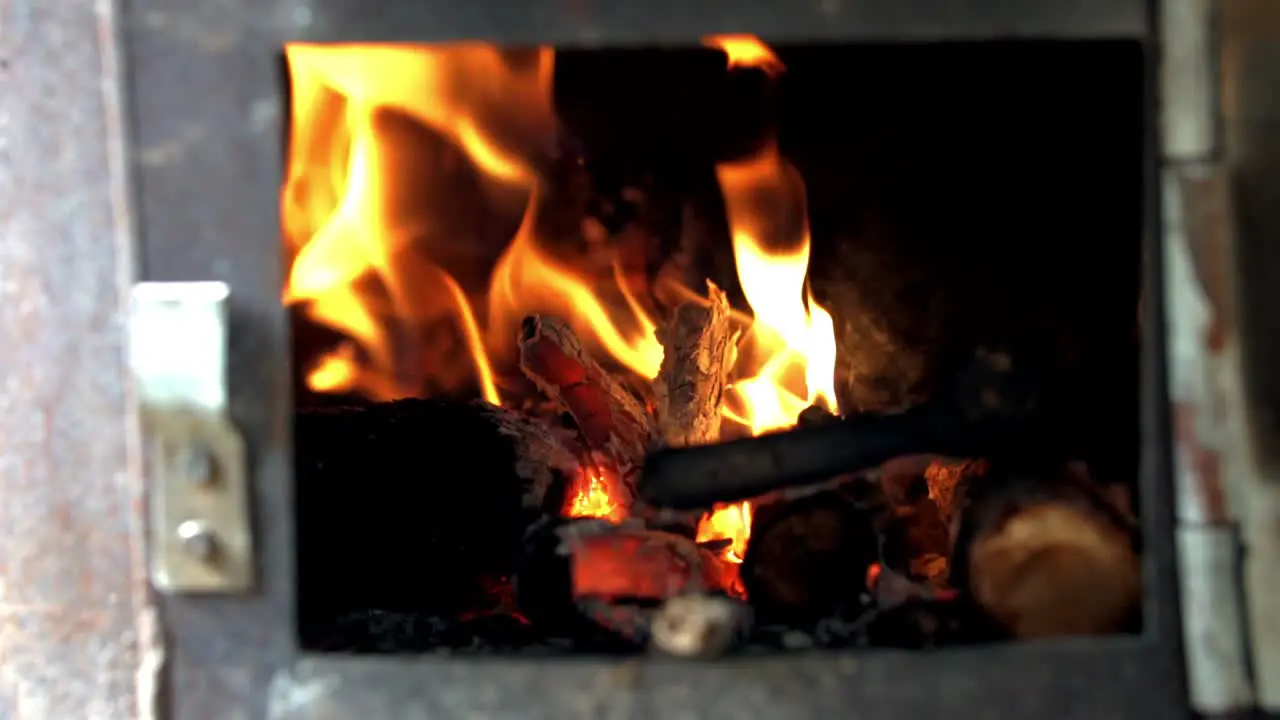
(129, 281), (254, 593)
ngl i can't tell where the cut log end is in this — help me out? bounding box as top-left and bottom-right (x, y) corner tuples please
(968, 503), (1141, 639)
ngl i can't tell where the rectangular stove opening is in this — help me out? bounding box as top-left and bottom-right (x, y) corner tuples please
(284, 38), (1145, 655)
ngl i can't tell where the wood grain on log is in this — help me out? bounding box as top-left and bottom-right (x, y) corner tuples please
(654, 280), (737, 448)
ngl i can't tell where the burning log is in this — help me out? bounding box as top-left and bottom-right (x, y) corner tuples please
(740, 488), (880, 624)
(568, 524), (726, 599)
(654, 280), (737, 448)
(646, 281), (739, 534)
(294, 398), (581, 639)
(518, 315), (656, 510)
(947, 462), (1141, 639)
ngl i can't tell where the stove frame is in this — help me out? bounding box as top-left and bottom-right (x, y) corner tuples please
(127, 2), (1180, 718)
(16, 0), (1279, 717)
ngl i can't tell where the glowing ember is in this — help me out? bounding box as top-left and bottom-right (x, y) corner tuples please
(696, 502), (754, 563)
(566, 470), (624, 524)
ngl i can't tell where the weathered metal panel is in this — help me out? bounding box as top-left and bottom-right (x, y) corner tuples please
(270, 643), (1187, 720)
(0, 0), (153, 718)
(275, 0), (1147, 45)
(1213, 0), (1280, 709)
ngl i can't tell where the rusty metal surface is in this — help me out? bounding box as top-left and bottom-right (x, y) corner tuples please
(1222, 0), (1280, 468)
(1159, 0), (1280, 712)
(277, 0), (1146, 44)
(1210, 0), (1280, 709)
(119, 0), (1186, 717)
(0, 0), (153, 718)
(270, 643), (1186, 720)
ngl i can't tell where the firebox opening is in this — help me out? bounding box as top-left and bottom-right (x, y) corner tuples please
(285, 38), (1145, 655)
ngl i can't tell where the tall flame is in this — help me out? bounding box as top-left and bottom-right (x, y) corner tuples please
(282, 44), (558, 404)
(717, 142), (840, 433)
(487, 188), (663, 381)
(281, 38), (838, 591)
(693, 45), (838, 572)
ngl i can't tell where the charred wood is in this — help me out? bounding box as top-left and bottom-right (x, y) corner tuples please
(519, 315), (656, 511)
(740, 490), (879, 624)
(294, 398), (579, 646)
(640, 404), (947, 510)
(948, 462), (1141, 639)
(924, 457), (988, 529)
(883, 497), (953, 589)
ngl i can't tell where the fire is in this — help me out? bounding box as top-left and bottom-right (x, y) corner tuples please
(716, 142), (839, 434)
(703, 35), (786, 76)
(282, 44), (557, 404)
(696, 501), (754, 563)
(487, 188), (663, 380)
(692, 61), (839, 570)
(568, 470), (624, 524)
(281, 38), (836, 589)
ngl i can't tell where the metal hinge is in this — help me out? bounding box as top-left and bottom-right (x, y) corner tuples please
(129, 281), (255, 593)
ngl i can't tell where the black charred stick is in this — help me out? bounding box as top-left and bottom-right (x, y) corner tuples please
(639, 403), (975, 509)
(639, 350), (1048, 510)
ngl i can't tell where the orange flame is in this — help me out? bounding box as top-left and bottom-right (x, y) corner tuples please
(567, 470), (625, 524)
(704, 35), (786, 76)
(717, 141), (840, 433)
(282, 44), (556, 404)
(281, 38), (838, 593)
(487, 188), (663, 380)
(693, 45), (837, 570)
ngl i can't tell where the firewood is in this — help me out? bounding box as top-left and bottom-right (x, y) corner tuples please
(948, 462), (1141, 639)
(294, 398), (582, 645)
(654, 280), (737, 448)
(518, 315), (656, 510)
(740, 489), (880, 624)
(883, 497), (953, 588)
(923, 457), (988, 529)
(644, 280), (739, 535)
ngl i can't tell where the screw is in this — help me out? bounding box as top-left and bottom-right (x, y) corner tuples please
(177, 447), (216, 487)
(176, 520), (219, 564)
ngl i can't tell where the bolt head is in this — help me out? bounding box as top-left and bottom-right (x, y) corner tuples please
(176, 520), (219, 564)
(177, 447), (216, 487)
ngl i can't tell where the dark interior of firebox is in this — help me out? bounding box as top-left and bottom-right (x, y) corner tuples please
(287, 40), (1144, 654)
